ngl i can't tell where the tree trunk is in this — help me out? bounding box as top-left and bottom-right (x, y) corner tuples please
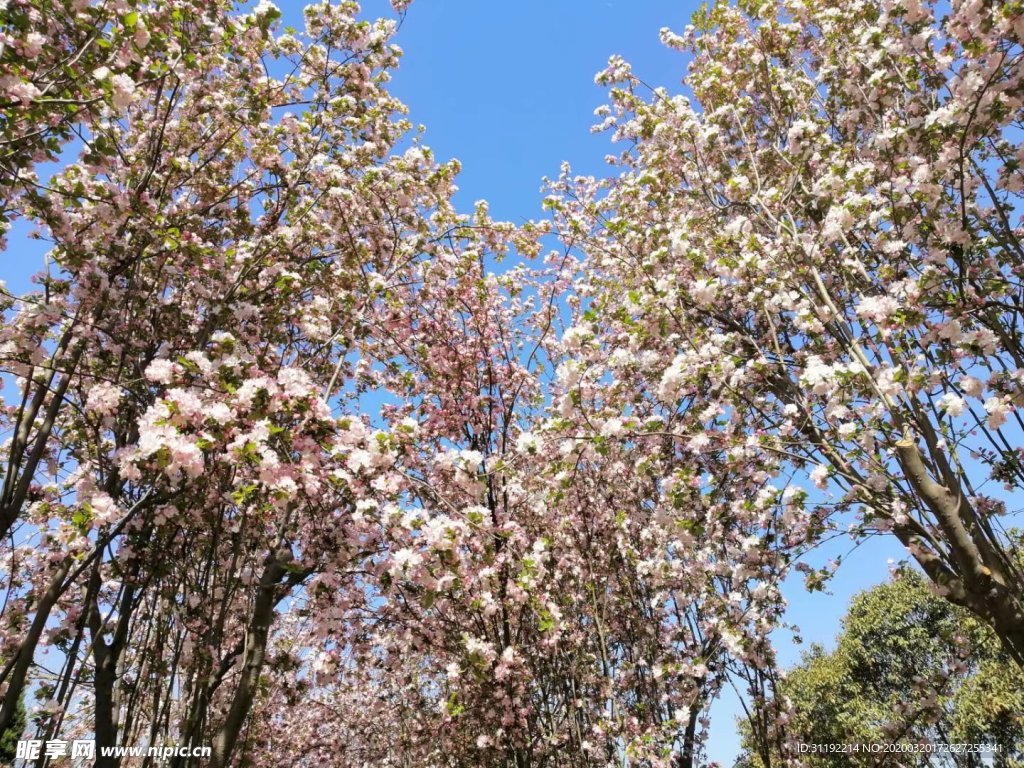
(894, 439), (1024, 666)
(208, 555), (286, 768)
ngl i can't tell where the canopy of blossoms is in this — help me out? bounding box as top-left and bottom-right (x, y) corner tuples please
(1, 0), (1021, 766)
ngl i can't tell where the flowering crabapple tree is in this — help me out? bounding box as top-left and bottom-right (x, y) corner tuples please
(237, 212), (794, 768)
(546, 0), (1024, 669)
(239, 212), (562, 768)
(0, 0), (234, 223)
(0, 2), (469, 766)
(537, 234), (806, 765)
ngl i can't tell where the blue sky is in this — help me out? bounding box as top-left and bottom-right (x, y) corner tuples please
(358, 0), (693, 222)
(0, 1), (907, 763)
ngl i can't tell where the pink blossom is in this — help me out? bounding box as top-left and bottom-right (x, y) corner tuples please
(6, 80), (41, 103)
(984, 397), (1011, 429)
(856, 295), (901, 324)
(938, 393), (967, 417)
(22, 32), (46, 58)
(85, 381), (122, 416)
(144, 359), (178, 384)
(109, 74), (138, 110)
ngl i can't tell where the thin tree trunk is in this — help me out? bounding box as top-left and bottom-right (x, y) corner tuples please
(208, 555), (286, 768)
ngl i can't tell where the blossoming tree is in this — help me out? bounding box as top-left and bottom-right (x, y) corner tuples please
(546, 0), (1024, 667)
(234, 219), (794, 767)
(0, 2), (459, 765)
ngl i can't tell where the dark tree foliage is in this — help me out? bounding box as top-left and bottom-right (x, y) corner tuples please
(737, 570), (1024, 767)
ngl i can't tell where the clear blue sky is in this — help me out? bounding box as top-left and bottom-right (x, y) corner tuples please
(0, 1), (905, 764)
(358, 0), (694, 222)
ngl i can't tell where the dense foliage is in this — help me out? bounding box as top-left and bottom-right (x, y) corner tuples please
(737, 571), (1024, 766)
